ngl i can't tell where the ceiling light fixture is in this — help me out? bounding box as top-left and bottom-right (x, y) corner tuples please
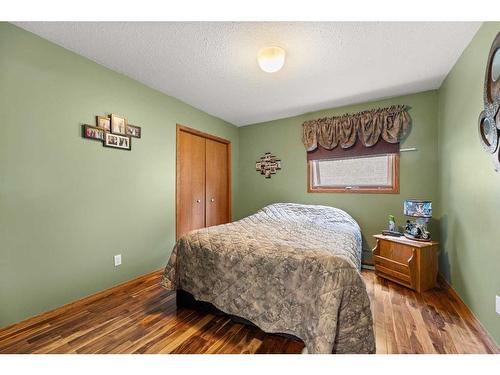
(257, 46), (286, 73)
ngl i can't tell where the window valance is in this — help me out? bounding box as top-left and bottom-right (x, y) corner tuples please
(302, 105), (410, 151)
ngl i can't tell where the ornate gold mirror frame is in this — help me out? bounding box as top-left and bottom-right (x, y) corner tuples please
(479, 32), (500, 170)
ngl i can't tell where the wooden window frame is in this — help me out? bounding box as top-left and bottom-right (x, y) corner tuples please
(307, 153), (399, 194)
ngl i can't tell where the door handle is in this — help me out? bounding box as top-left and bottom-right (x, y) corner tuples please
(210, 198), (215, 202)
(196, 199), (201, 203)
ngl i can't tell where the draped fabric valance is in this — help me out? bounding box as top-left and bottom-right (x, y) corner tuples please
(302, 105), (410, 151)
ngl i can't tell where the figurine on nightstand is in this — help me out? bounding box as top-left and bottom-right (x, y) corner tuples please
(388, 215), (396, 232)
(405, 220), (413, 234)
(382, 215), (402, 237)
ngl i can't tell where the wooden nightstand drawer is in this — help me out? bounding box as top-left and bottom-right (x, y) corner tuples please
(377, 240), (414, 264)
(372, 235), (439, 293)
(375, 264), (412, 287)
(374, 254), (411, 276)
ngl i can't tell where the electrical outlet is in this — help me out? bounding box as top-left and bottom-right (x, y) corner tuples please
(496, 295), (500, 316)
(114, 254), (122, 267)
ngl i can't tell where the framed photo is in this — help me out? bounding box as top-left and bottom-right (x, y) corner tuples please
(82, 124), (106, 141)
(126, 124), (141, 138)
(110, 114), (127, 135)
(104, 132), (131, 151)
(96, 115), (111, 132)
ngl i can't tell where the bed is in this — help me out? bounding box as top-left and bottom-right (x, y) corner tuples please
(161, 203), (375, 354)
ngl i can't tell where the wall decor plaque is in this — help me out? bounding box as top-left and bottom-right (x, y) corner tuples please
(104, 132), (131, 151)
(111, 113), (127, 135)
(96, 115), (111, 132)
(81, 113), (142, 151)
(82, 124), (106, 141)
(126, 124), (141, 138)
(255, 152), (281, 179)
(478, 32), (500, 171)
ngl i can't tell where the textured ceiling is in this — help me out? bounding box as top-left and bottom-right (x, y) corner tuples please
(15, 22), (481, 126)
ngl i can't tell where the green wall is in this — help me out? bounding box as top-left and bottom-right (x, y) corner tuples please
(437, 22), (500, 344)
(237, 91), (440, 259)
(0, 23), (239, 328)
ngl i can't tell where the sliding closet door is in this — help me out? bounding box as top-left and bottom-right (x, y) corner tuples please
(176, 129), (206, 239)
(205, 139), (230, 227)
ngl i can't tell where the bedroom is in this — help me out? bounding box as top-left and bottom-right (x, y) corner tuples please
(1, 0), (499, 373)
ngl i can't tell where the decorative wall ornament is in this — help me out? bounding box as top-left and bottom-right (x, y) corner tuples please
(255, 152), (281, 178)
(126, 124), (141, 138)
(110, 114), (127, 135)
(82, 113), (142, 151)
(83, 124), (106, 141)
(104, 133), (131, 150)
(478, 32), (500, 171)
(96, 115), (111, 132)
(301, 105), (410, 151)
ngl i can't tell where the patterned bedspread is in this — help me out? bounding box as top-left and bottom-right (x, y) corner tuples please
(161, 203), (375, 354)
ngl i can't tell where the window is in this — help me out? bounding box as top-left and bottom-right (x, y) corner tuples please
(308, 153), (399, 193)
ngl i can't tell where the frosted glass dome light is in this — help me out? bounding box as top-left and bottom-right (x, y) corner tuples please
(257, 46), (286, 73)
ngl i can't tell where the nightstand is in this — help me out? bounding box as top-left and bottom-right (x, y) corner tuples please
(372, 234), (439, 292)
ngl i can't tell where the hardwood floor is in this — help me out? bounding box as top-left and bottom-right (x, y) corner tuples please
(362, 271), (498, 354)
(0, 270), (497, 354)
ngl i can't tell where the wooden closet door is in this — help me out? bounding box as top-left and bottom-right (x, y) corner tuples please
(205, 139), (230, 227)
(176, 130), (206, 239)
